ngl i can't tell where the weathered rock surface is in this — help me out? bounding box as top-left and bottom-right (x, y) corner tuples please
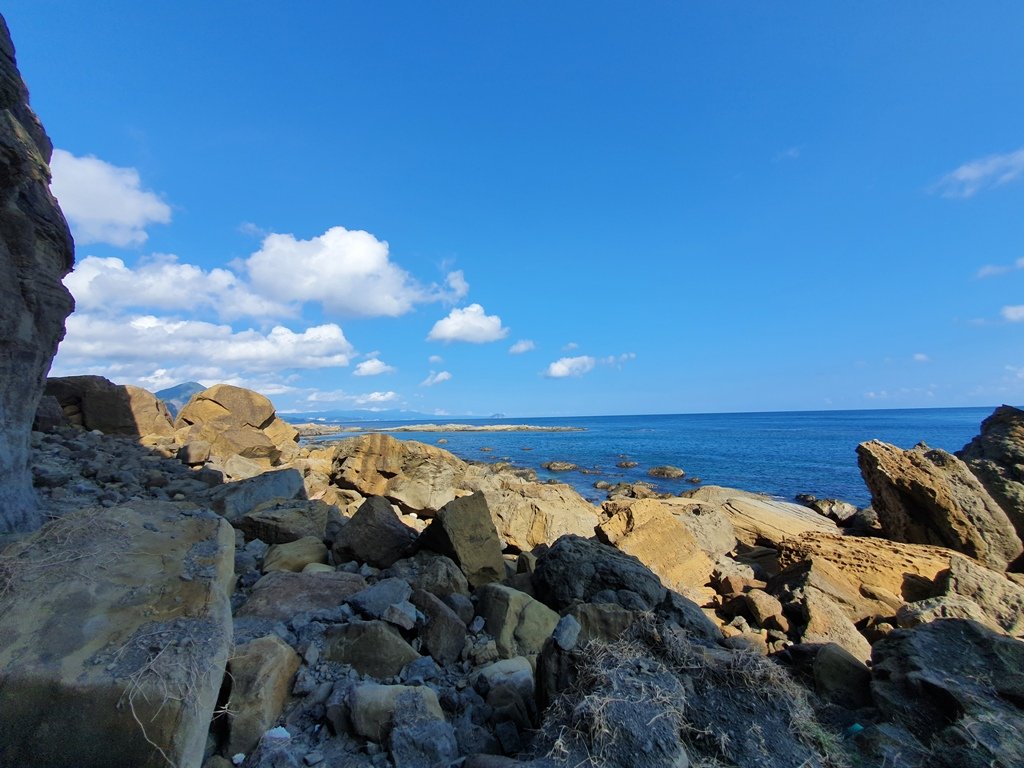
(203, 467), (306, 522)
(175, 383), (299, 466)
(597, 498), (715, 597)
(461, 465), (602, 551)
(235, 571), (367, 622)
(227, 635), (301, 755)
(0, 17), (75, 533)
(235, 498), (334, 544)
(348, 683), (444, 741)
(476, 583), (560, 660)
(325, 621), (420, 678)
(330, 433), (467, 515)
(262, 535), (327, 573)
(44, 376), (174, 437)
(417, 491), (504, 587)
(332, 495), (417, 568)
(857, 439), (1023, 570)
(958, 404), (1024, 540)
(0, 502), (233, 767)
(682, 485), (840, 547)
(871, 619), (1024, 767)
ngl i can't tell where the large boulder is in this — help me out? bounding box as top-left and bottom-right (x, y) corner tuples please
(958, 405), (1024, 541)
(475, 583), (560, 660)
(332, 495), (417, 568)
(227, 635), (301, 755)
(416, 491), (505, 588)
(201, 467), (306, 522)
(0, 502), (234, 767)
(857, 440), (1022, 570)
(681, 485), (840, 547)
(870, 620), (1024, 768)
(597, 498), (715, 598)
(174, 383), (299, 467)
(235, 571), (367, 623)
(0, 17), (75, 533)
(462, 464), (602, 550)
(44, 376), (174, 437)
(330, 433), (467, 515)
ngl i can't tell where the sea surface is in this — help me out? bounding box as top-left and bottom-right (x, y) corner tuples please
(297, 407), (997, 508)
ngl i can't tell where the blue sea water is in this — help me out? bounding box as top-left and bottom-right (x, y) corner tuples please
(300, 407), (998, 508)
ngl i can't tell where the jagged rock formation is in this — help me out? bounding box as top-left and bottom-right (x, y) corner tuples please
(958, 404), (1024, 541)
(0, 15), (75, 533)
(45, 375), (175, 436)
(857, 440), (1023, 570)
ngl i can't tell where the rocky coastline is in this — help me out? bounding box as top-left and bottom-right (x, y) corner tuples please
(2, 374), (1024, 767)
(2, 17), (1024, 767)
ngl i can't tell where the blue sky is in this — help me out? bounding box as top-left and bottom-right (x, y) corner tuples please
(5, 2), (1024, 416)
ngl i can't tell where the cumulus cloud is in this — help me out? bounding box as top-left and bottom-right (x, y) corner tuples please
(1002, 306), (1024, 322)
(545, 355), (596, 378)
(354, 358), (396, 376)
(932, 147), (1024, 198)
(54, 313), (355, 380)
(421, 370), (452, 386)
(243, 226), (466, 317)
(977, 258), (1024, 278)
(354, 391), (399, 405)
(509, 339), (535, 354)
(50, 149), (171, 247)
(427, 304), (508, 343)
(429, 355), (444, 364)
(66, 254), (291, 320)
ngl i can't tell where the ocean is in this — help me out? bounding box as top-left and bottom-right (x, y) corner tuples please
(299, 407), (997, 508)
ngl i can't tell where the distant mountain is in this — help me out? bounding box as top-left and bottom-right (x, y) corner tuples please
(155, 381), (206, 418)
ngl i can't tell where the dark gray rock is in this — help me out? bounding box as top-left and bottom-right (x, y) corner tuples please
(333, 496), (417, 568)
(347, 578), (413, 620)
(0, 16), (75, 533)
(871, 619), (1024, 768)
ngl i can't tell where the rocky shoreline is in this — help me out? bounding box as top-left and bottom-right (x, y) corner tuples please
(2, 375), (1024, 767)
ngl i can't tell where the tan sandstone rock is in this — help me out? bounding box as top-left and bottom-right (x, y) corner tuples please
(227, 635), (301, 755)
(331, 433), (467, 515)
(597, 498), (715, 597)
(857, 440), (1022, 570)
(682, 485), (840, 548)
(0, 501), (234, 767)
(263, 535), (328, 573)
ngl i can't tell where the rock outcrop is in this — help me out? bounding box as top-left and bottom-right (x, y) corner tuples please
(0, 16), (75, 533)
(871, 620), (1024, 767)
(0, 501), (234, 767)
(331, 433), (467, 515)
(45, 375), (175, 436)
(958, 404), (1024, 541)
(857, 440), (1023, 570)
(175, 383), (299, 468)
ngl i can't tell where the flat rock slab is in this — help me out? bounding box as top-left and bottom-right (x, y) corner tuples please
(0, 501), (234, 768)
(682, 485), (839, 548)
(237, 571), (368, 622)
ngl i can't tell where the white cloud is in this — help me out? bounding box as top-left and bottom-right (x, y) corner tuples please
(912, 353), (930, 363)
(1002, 306), (1024, 322)
(66, 254), (291, 320)
(427, 304), (508, 343)
(354, 391), (399, 405)
(429, 355), (444, 364)
(54, 313), (355, 381)
(545, 356), (596, 378)
(601, 352), (637, 367)
(421, 370), (452, 386)
(353, 358), (396, 376)
(977, 258), (1024, 278)
(50, 149), (171, 247)
(509, 339), (535, 354)
(243, 226), (465, 317)
(864, 390), (889, 400)
(932, 147), (1024, 198)
(562, 342), (579, 351)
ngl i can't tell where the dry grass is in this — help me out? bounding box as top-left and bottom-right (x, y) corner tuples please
(0, 506), (124, 611)
(541, 613), (854, 768)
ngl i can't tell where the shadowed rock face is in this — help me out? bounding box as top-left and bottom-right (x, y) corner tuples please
(958, 405), (1024, 541)
(0, 15), (75, 533)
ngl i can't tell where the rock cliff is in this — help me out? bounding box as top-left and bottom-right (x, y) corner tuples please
(0, 15), (75, 533)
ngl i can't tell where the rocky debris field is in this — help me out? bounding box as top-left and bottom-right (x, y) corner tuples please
(2, 377), (1024, 768)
